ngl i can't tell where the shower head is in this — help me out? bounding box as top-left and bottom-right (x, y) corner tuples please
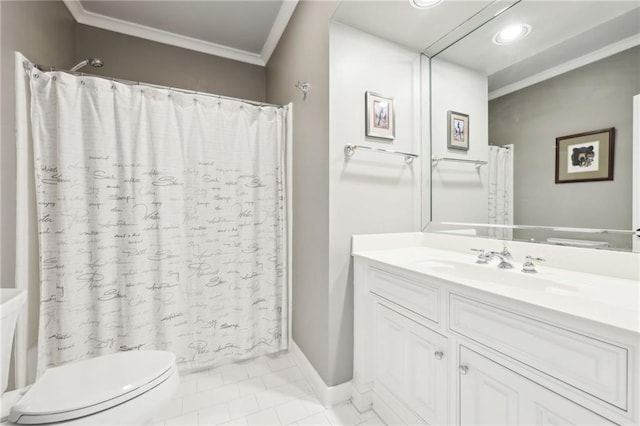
(70, 58), (104, 72)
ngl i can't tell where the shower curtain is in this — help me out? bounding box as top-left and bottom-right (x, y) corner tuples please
(488, 145), (514, 240)
(28, 67), (288, 373)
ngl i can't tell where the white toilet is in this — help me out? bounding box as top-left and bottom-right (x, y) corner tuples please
(7, 351), (179, 425)
(1, 289), (179, 425)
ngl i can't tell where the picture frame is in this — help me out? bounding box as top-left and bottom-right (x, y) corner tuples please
(555, 127), (615, 184)
(365, 91), (395, 140)
(447, 111), (469, 151)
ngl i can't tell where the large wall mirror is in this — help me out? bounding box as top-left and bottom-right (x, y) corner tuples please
(426, 0), (640, 251)
(331, 0), (638, 250)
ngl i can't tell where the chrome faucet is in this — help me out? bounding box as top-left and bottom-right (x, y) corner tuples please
(486, 251), (513, 269)
(471, 243), (513, 269)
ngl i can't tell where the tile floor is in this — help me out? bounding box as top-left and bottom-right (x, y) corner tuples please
(153, 352), (385, 425)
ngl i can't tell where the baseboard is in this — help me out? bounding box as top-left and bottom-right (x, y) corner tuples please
(289, 340), (351, 407)
(350, 380), (373, 413)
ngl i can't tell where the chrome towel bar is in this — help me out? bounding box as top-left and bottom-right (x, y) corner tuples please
(432, 156), (487, 168)
(344, 144), (418, 165)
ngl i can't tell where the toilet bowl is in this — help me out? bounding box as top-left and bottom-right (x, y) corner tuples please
(6, 350), (178, 425)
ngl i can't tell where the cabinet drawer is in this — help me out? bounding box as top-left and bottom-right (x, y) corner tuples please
(450, 294), (628, 410)
(369, 267), (439, 324)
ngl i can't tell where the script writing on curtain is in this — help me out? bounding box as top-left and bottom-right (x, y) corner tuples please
(29, 69), (288, 374)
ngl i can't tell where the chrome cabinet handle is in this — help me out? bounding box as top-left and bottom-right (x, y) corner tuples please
(459, 365), (469, 375)
(434, 351), (444, 360)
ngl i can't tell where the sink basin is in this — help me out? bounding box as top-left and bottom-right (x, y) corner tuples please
(412, 256), (640, 314)
(1, 289), (27, 393)
(417, 259), (579, 295)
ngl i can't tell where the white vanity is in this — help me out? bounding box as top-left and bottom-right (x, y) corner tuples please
(351, 233), (640, 425)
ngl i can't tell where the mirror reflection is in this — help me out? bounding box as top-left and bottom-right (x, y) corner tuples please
(429, 1), (640, 250)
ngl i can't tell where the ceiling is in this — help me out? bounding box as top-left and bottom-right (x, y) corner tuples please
(64, 0), (299, 66)
(65, 0), (523, 68)
(436, 1), (640, 97)
(332, 0), (640, 97)
(64, 0), (639, 91)
(331, 0), (514, 54)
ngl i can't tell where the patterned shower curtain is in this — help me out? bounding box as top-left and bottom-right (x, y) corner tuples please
(29, 69), (288, 374)
(488, 145), (514, 240)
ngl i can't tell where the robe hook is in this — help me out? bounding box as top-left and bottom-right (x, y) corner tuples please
(295, 81), (310, 101)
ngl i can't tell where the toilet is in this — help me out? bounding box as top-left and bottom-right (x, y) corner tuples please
(6, 351), (179, 425)
(1, 290), (179, 425)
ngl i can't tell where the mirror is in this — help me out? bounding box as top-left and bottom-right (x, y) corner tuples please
(427, 1), (640, 250)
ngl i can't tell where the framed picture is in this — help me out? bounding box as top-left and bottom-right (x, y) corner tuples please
(447, 111), (469, 150)
(365, 91), (395, 140)
(555, 127), (615, 184)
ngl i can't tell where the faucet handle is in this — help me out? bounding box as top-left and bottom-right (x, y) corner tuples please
(471, 248), (489, 264)
(522, 256), (545, 273)
(499, 242), (512, 259)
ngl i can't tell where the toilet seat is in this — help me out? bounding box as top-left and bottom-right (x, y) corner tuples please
(9, 351), (176, 425)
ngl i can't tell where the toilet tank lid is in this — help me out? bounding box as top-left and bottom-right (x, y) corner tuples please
(10, 350), (176, 419)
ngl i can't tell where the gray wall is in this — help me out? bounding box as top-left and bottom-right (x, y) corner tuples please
(266, 0), (336, 384)
(75, 25), (266, 102)
(0, 0), (76, 360)
(489, 47), (640, 230)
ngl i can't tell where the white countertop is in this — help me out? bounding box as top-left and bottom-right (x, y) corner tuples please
(354, 246), (640, 334)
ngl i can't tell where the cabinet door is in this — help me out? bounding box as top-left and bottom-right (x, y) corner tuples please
(459, 347), (519, 425)
(459, 346), (616, 426)
(374, 302), (448, 424)
(375, 302), (406, 399)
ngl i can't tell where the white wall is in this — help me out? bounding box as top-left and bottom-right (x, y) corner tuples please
(328, 22), (422, 384)
(430, 58), (488, 224)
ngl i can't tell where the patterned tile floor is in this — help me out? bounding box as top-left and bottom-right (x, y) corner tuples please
(153, 352), (385, 425)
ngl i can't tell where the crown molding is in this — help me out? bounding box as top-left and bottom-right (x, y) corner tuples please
(62, 0), (298, 67)
(261, 0), (298, 64)
(489, 34), (640, 100)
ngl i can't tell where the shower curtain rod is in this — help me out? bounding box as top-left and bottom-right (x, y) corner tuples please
(23, 60), (283, 109)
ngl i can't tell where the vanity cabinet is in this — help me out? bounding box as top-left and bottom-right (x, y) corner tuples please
(352, 258), (639, 426)
(459, 346), (616, 425)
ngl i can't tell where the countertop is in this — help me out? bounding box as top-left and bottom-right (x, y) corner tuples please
(354, 246), (640, 334)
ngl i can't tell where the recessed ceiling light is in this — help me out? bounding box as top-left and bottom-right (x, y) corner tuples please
(410, 0), (442, 9)
(493, 24), (532, 45)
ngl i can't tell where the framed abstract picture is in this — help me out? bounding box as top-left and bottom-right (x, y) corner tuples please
(555, 127), (615, 183)
(447, 111), (469, 151)
(365, 91), (395, 140)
